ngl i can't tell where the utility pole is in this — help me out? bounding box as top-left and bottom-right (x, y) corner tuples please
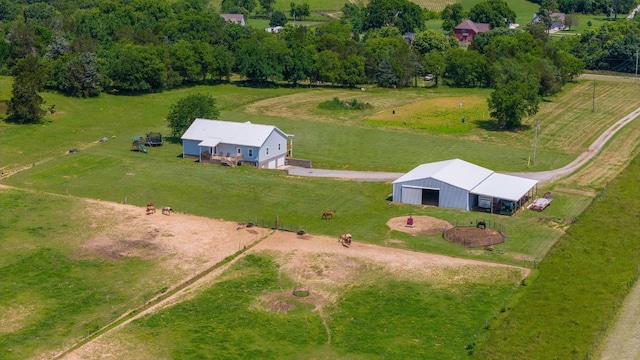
(532, 122), (540, 163)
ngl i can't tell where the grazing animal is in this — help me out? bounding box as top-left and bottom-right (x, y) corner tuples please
(477, 221), (486, 229)
(321, 211), (335, 220)
(162, 206), (172, 215)
(146, 203), (156, 214)
(338, 234), (352, 247)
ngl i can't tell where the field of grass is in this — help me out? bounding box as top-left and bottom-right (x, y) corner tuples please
(363, 94), (487, 134)
(107, 252), (524, 359)
(1, 66), (639, 358)
(0, 189), (174, 359)
(474, 155), (640, 359)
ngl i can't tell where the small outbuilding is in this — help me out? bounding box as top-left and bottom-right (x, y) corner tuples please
(392, 159), (538, 215)
(181, 119), (293, 169)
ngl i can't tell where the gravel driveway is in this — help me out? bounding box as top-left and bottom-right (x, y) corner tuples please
(285, 105), (640, 183)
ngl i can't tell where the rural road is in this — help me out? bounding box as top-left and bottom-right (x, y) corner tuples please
(285, 105), (640, 183)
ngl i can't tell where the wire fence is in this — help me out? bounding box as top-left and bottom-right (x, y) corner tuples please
(451, 219), (507, 234)
(242, 216), (307, 234)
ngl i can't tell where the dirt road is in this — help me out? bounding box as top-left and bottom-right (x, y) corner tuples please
(52, 203), (528, 360)
(285, 104), (640, 184)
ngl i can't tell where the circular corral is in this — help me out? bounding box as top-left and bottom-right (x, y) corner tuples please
(386, 216), (453, 236)
(444, 227), (505, 248)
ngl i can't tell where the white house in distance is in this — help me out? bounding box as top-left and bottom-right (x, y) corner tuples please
(181, 119), (293, 169)
(392, 159), (538, 215)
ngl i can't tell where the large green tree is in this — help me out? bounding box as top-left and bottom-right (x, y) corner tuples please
(412, 29), (453, 56)
(48, 52), (102, 97)
(487, 58), (541, 129)
(105, 43), (166, 93)
(441, 3), (466, 32)
(488, 80), (540, 130)
(167, 93), (220, 138)
(236, 33), (289, 82)
(443, 48), (489, 87)
(7, 55), (46, 124)
(468, 0), (516, 29)
(364, 0), (425, 34)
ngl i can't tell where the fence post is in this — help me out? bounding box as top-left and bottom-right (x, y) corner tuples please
(275, 215), (279, 230)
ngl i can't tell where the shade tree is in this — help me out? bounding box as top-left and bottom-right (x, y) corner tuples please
(7, 55), (46, 124)
(167, 93), (219, 138)
(441, 3), (466, 32)
(468, 0), (516, 29)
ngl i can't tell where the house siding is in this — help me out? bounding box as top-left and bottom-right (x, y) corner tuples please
(258, 130), (288, 169)
(183, 139), (201, 157)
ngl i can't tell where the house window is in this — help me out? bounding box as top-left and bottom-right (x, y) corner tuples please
(266, 148), (269, 155)
(237, 148), (241, 154)
(278, 143), (281, 150)
(249, 149), (253, 157)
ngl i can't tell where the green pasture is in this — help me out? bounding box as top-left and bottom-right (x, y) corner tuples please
(0, 189), (174, 359)
(2, 76), (637, 265)
(363, 94), (486, 134)
(1, 71), (639, 358)
(114, 252), (523, 359)
(0, 142), (568, 265)
(1, 80), (581, 174)
(475, 155), (640, 359)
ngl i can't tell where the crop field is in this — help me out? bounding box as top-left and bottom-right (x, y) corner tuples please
(1, 72), (640, 359)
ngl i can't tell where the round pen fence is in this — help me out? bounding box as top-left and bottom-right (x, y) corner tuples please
(444, 219), (506, 248)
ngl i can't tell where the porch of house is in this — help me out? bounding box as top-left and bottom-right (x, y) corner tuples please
(199, 152), (244, 167)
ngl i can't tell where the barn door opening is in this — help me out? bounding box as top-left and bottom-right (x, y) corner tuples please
(422, 189), (439, 206)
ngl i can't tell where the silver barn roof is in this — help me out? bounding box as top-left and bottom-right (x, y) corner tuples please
(181, 119), (291, 147)
(393, 159), (538, 201)
(393, 159), (493, 191)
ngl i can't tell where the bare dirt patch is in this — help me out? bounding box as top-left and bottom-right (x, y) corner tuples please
(59, 203), (529, 360)
(444, 227), (505, 247)
(386, 216), (453, 236)
(0, 304), (37, 334)
(78, 199), (268, 275)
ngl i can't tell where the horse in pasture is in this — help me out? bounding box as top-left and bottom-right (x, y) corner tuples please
(162, 206), (172, 215)
(321, 211), (335, 220)
(146, 203), (156, 215)
(338, 234), (352, 247)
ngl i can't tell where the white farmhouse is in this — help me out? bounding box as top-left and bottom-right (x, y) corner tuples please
(181, 119), (293, 169)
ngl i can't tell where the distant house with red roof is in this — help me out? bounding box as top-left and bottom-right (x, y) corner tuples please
(453, 20), (490, 43)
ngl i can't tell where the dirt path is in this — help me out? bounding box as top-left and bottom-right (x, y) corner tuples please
(54, 202), (528, 360)
(513, 105), (640, 183)
(285, 103), (640, 184)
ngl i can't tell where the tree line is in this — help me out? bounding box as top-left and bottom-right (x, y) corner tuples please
(0, 0), (619, 130)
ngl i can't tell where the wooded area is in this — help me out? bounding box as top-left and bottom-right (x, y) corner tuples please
(1, 0), (638, 128)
